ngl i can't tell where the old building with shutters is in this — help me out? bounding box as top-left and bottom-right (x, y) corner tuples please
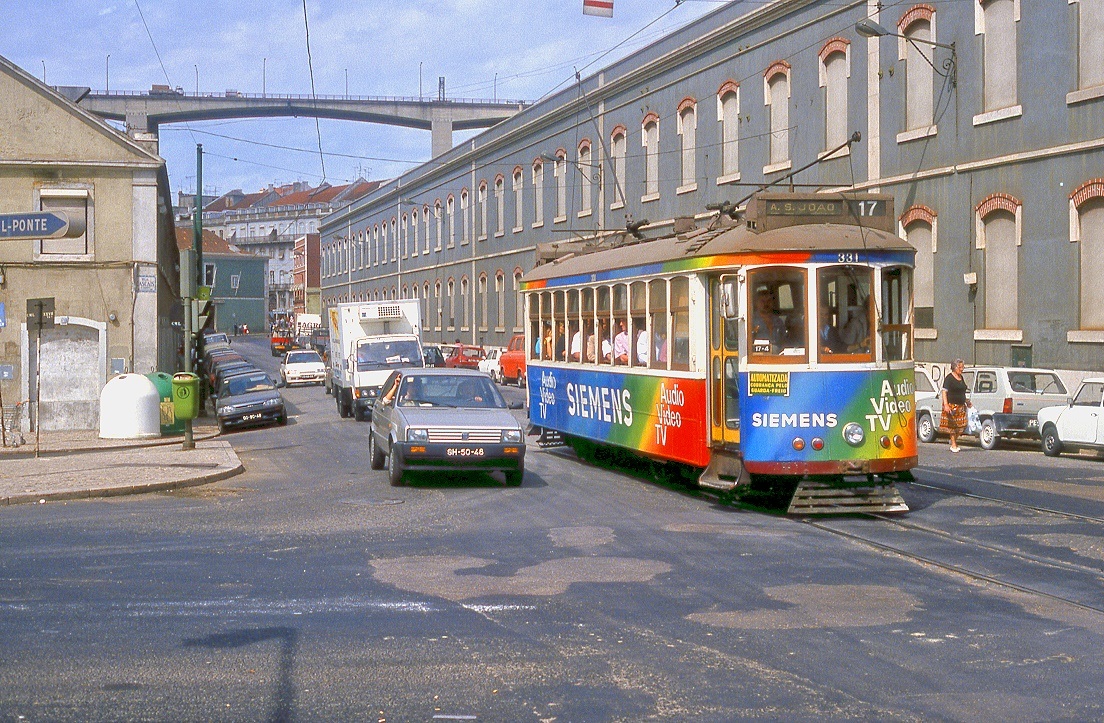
(0, 54), (179, 433)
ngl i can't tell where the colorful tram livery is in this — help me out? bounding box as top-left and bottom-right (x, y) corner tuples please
(521, 192), (917, 514)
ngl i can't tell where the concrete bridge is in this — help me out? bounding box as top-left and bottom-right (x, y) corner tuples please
(60, 87), (528, 158)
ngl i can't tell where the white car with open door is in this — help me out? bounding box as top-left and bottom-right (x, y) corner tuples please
(1038, 378), (1101, 457)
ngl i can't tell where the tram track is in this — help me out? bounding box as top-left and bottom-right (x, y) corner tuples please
(909, 469), (1104, 526)
(800, 516), (1104, 617)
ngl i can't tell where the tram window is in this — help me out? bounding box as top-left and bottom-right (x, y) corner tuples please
(671, 276), (690, 371)
(631, 281), (647, 366)
(747, 267), (807, 363)
(649, 279), (668, 369)
(552, 291), (566, 361)
(724, 357), (740, 429)
(881, 266), (913, 361)
(567, 294), (580, 362)
(817, 266), (873, 363)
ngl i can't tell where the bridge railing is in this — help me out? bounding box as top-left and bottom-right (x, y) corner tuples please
(91, 89), (527, 106)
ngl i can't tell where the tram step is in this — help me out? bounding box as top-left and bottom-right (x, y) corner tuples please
(697, 451), (746, 491)
(787, 481), (908, 515)
(535, 428), (565, 448)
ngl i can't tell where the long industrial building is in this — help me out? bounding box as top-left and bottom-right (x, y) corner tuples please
(320, 0), (1104, 372)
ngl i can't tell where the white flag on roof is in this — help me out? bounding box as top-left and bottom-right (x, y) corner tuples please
(583, 0), (613, 18)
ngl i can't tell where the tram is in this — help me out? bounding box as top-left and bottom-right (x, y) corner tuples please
(520, 192), (917, 513)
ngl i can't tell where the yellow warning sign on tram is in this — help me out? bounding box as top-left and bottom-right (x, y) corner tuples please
(749, 371), (789, 396)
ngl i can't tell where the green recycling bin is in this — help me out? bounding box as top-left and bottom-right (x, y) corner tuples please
(171, 372), (200, 421)
(147, 372), (186, 435)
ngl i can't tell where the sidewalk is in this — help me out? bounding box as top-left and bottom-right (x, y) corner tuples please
(0, 419), (243, 507)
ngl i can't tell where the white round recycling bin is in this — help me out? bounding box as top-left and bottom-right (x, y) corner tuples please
(99, 373), (162, 439)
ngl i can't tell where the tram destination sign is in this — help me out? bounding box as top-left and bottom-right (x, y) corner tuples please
(764, 199), (887, 218)
(0, 211), (85, 241)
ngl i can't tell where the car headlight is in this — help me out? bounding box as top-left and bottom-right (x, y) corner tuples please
(354, 386), (379, 399)
(217, 405), (236, 416)
(842, 422), (865, 447)
(262, 398), (282, 407)
(407, 428), (429, 442)
(502, 429), (522, 443)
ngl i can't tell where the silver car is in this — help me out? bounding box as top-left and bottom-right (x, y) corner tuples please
(368, 368), (526, 486)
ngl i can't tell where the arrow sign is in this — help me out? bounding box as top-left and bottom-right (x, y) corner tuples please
(0, 212), (86, 241)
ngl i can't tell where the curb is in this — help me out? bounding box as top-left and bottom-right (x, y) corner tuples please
(0, 430), (223, 460)
(0, 459), (245, 507)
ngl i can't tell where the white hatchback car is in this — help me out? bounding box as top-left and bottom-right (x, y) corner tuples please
(1038, 377), (1101, 456)
(478, 346), (505, 384)
(280, 349), (327, 386)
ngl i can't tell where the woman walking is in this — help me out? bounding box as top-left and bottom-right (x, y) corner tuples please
(941, 359), (971, 452)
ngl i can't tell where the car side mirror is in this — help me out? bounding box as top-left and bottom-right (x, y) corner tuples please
(276, 379), (286, 388)
(1067, 397), (1073, 406)
(508, 401), (524, 410)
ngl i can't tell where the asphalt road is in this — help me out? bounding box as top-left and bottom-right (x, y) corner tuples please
(1, 336), (1102, 721)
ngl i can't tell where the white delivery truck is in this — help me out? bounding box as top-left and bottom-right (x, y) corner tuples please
(327, 299), (423, 421)
(295, 312), (322, 338)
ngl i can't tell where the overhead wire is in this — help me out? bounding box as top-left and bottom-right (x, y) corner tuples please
(301, 0), (327, 183)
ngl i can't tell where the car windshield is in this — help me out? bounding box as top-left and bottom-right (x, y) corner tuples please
(914, 370), (936, 393)
(396, 374), (505, 408)
(356, 340), (425, 371)
(223, 373), (276, 397)
(286, 351), (322, 365)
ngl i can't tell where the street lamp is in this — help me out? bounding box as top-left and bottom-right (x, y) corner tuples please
(855, 18), (956, 87)
(105, 54), (110, 93)
(40, 60), (45, 84)
(194, 64), (199, 94)
(345, 68), (348, 97)
(263, 57), (266, 96)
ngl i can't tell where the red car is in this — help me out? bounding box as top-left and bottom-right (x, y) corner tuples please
(498, 334), (527, 387)
(443, 343), (486, 370)
(270, 328), (294, 357)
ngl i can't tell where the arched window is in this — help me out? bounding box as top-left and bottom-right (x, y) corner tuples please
(764, 61), (791, 170)
(512, 168), (524, 232)
(979, 0), (1018, 116)
(447, 278), (456, 330)
(578, 140), (593, 215)
(677, 100), (697, 190)
(460, 276), (470, 330)
(446, 195), (456, 248)
(641, 114), (659, 200)
(976, 193), (1022, 331)
(532, 160), (545, 227)
(819, 40), (850, 152)
(495, 271), (506, 331)
(513, 269), (524, 331)
(423, 204), (431, 254)
(494, 175), (505, 236)
(434, 200), (443, 251)
(899, 6), (935, 133)
(717, 84), (740, 180)
(554, 150), (567, 221)
(1071, 181), (1104, 330)
(900, 205), (937, 330)
(460, 189), (470, 244)
(410, 208), (419, 256)
(477, 182), (488, 240)
(610, 127), (627, 207)
(478, 274), (489, 331)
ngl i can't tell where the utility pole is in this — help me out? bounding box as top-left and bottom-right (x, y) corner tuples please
(193, 144), (206, 415)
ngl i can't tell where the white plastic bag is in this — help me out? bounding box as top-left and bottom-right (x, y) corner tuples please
(967, 407), (981, 435)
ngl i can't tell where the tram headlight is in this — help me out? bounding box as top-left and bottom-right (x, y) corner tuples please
(811, 437), (825, 451)
(879, 435), (891, 449)
(842, 422), (865, 447)
(893, 435), (904, 448)
(792, 437), (805, 451)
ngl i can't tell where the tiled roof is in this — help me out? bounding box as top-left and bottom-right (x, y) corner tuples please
(174, 226), (249, 255)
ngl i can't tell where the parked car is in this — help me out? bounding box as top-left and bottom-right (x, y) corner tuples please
(280, 349), (327, 386)
(914, 367), (941, 442)
(915, 366), (1068, 448)
(1037, 378), (1101, 456)
(478, 346), (505, 383)
(422, 345), (447, 368)
(211, 361), (256, 393)
(368, 368), (526, 486)
(214, 369), (287, 433)
(498, 333), (527, 387)
(443, 343), (485, 370)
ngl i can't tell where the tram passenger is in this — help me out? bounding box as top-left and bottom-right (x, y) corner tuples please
(634, 321), (649, 365)
(840, 296), (870, 352)
(586, 320), (612, 363)
(613, 318), (630, 365)
(554, 321), (567, 361)
(751, 289), (787, 353)
(570, 324), (582, 361)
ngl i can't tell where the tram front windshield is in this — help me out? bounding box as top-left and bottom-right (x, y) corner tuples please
(747, 265), (905, 364)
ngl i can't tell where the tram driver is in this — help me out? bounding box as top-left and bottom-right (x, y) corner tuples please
(751, 289), (787, 353)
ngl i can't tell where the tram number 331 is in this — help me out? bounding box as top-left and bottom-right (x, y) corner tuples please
(837, 252), (861, 263)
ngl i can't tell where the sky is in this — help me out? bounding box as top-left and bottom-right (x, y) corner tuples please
(3, 0), (722, 200)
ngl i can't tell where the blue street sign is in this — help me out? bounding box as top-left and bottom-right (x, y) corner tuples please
(0, 212), (81, 240)
(0, 301), (5, 328)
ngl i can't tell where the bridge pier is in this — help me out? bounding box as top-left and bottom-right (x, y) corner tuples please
(431, 113), (454, 159)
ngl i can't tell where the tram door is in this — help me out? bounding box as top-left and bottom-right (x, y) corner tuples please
(709, 275), (741, 448)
